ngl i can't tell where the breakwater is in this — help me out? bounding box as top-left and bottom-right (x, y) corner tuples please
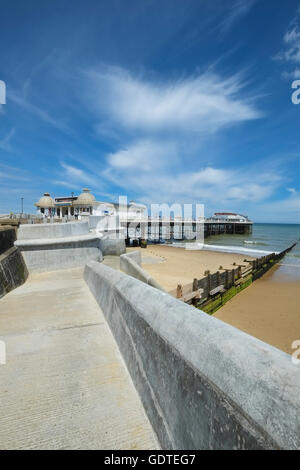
(170, 242), (297, 314)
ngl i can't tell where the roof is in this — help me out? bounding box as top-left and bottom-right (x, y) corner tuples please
(73, 188), (96, 206)
(35, 193), (55, 208)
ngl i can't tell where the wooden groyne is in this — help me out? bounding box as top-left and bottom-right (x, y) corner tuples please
(170, 242), (297, 314)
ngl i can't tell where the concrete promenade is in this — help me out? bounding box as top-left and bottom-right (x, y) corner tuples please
(0, 268), (158, 449)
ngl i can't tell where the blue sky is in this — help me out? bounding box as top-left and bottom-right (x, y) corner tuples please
(1, 0), (300, 222)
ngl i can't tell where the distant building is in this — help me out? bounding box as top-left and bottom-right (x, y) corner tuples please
(72, 188), (97, 216)
(34, 193), (55, 217)
(35, 189), (97, 218)
(210, 212), (250, 223)
(34, 190), (147, 221)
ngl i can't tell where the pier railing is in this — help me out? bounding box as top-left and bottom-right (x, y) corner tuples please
(205, 218), (251, 224)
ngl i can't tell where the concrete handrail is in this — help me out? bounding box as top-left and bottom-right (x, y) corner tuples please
(15, 232), (99, 248)
(15, 222), (102, 272)
(84, 261), (300, 450)
(122, 250), (142, 265)
(17, 221), (89, 240)
(120, 251), (164, 291)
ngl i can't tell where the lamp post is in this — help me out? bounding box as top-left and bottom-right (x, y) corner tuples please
(21, 197), (24, 215)
(71, 192), (74, 218)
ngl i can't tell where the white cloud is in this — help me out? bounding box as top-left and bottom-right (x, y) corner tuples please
(284, 26), (300, 45)
(86, 66), (262, 136)
(287, 187), (297, 195)
(58, 162), (98, 187)
(107, 140), (177, 171)
(51, 180), (82, 191)
(81, 65), (280, 216)
(282, 68), (300, 79)
(103, 140), (281, 205)
(275, 8), (300, 77)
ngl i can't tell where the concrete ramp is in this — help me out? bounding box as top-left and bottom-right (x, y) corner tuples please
(0, 268), (158, 449)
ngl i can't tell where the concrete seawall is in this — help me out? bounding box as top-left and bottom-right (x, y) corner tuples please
(89, 215), (126, 256)
(17, 221), (89, 239)
(15, 222), (102, 272)
(120, 251), (164, 291)
(84, 261), (300, 450)
(0, 246), (28, 298)
(0, 226), (16, 255)
(99, 238), (126, 256)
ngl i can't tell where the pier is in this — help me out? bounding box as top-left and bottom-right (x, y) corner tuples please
(122, 215), (253, 245)
(204, 217), (253, 236)
(0, 201), (253, 246)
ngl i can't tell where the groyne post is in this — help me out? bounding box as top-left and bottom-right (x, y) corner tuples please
(170, 242), (298, 313)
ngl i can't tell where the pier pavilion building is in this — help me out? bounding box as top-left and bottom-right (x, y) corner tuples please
(34, 191), (252, 242)
(35, 189), (97, 219)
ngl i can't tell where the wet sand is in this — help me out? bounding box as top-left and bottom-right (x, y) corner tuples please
(214, 265), (300, 355)
(128, 245), (252, 292)
(128, 245), (300, 355)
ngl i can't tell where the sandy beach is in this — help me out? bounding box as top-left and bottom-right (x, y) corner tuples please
(128, 244), (300, 355)
(214, 265), (300, 355)
(128, 245), (252, 291)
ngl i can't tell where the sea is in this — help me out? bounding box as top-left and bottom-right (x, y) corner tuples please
(205, 223), (299, 254)
(174, 223), (300, 281)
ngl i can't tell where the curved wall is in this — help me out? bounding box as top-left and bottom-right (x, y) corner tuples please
(16, 222), (102, 272)
(99, 238), (126, 256)
(0, 246), (28, 298)
(17, 221), (89, 240)
(84, 261), (300, 450)
(120, 251), (164, 291)
(0, 227), (16, 255)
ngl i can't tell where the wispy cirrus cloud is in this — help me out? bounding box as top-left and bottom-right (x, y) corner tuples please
(219, 0), (257, 34)
(80, 65), (269, 207)
(54, 162), (98, 189)
(86, 66), (262, 136)
(274, 6), (300, 78)
(0, 162), (30, 182)
(9, 91), (72, 135)
(0, 128), (15, 152)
